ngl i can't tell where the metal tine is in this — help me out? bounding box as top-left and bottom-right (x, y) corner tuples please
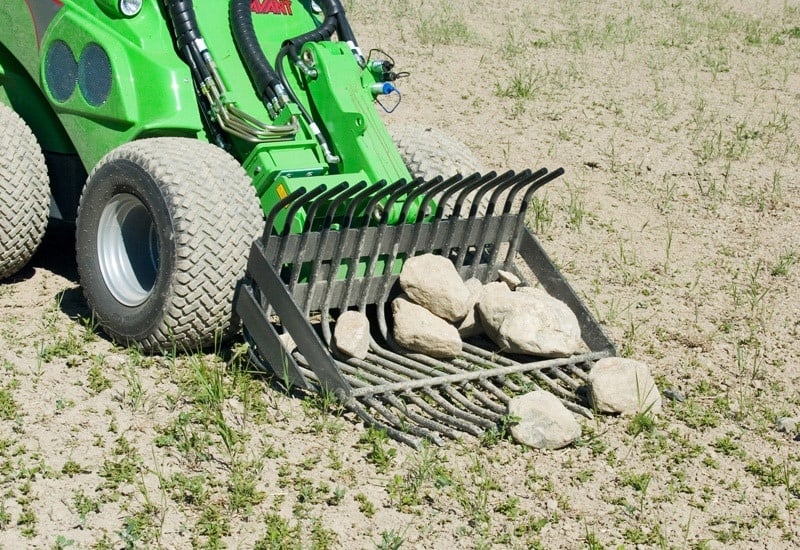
(446, 171), (498, 220)
(264, 187), (307, 237)
(544, 366), (583, 390)
(421, 388), (496, 430)
(409, 175), (468, 253)
(504, 167), (565, 270)
(566, 362), (593, 382)
(453, 171), (519, 269)
(404, 391), (486, 436)
(301, 182), (368, 315)
(465, 383), (507, 414)
(362, 396), (445, 446)
(476, 378), (511, 405)
(464, 170), (532, 278)
(371, 175), (463, 322)
(320, 180), (406, 344)
(353, 179), (422, 312)
(381, 393), (461, 440)
(287, 182), (349, 292)
(442, 385), (504, 422)
(460, 342), (578, 400)
(397, 176), (448, 223)
(274, 185), (327, 272)
(485, 168), (557, 269)
(439, 172), (498, 258)
(346, 400), (424, 449)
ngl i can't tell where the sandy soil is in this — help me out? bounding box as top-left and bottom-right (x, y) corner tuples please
(1, 0), (799, 548)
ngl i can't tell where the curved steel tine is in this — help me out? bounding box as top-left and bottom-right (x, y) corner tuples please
(323, 181), (367, 227)
(503, 168), (565, 271)
(453, 172), (517, 269)
(398, 175), (446, 224)
(264, 186), (307, 238)
(435, 172), (488, 221)
(448, 171), (497, 220)
(275, 185), (327, 273)
(518, 167), (565, 214)
(487, 168), (544, 216)
(501, 167), (550, 215)
(288, 182), (349, 290)
(301, 181), (368, 314)
(468, 170), (517, 219)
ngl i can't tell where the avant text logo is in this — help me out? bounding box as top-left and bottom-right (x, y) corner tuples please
(251, 0), (292, 15)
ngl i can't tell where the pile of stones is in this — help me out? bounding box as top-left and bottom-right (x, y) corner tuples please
(330, 253), (662, 450)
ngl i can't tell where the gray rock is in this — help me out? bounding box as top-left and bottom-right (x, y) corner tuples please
(457, 278), (485, 338)
(497, 269), (522, 290)
(588, 357), (662, 415)
(508, 390), (581, 449)
(392, 295), (462, 359)
(478, 283), (583, 357)
(400, 254), (471, 322)
(776, 417), (798, 434)
(333, 310), (371, 359)
(662, 387), (686, 402)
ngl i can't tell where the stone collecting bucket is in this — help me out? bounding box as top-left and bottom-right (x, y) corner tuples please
(235, 168), (617, 447)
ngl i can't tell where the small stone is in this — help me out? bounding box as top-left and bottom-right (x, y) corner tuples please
(662, 388), (686, 402)
(776, 417), (798, 434)
(478, 283), (583, 357)
(457, 278), (485, 338)
(400, 254), (471, 322)
(333, 310), (371, 359)
(497, 270), (522, 290)
(392, 295), (462, 359)
(508, 390), (581, 449)
(588, 357), (662, 415)
(278, 332), (296, 353)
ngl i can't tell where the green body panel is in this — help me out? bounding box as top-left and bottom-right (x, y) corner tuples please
(0, 0), (413, 229)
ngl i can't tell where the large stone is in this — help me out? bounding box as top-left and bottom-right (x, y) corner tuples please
(588, 357), (662, 415)
(399, 254), (471, 322)
(477, 283), (583, 357)
(333, 310), (371, 359)
(392, 295), (462, 359)
(457, 278), (485, 338)
(508, 390), (581, 449)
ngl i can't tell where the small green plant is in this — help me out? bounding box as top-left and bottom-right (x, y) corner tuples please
(359, 427), (396, 473)
(376, 529), (405, 550)
(87, 364), (112, 394)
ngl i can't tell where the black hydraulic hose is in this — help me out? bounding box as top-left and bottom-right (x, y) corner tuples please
(163, 0), (201, 52)
(230, 0), (279, 104)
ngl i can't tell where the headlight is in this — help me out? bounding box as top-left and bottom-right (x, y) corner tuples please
(118, 0), (142, 16)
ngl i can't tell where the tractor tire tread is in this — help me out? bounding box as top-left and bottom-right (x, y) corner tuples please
(0, 103), (50, 280)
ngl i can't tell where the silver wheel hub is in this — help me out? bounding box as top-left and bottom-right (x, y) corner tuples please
(97, 193), (159, 307)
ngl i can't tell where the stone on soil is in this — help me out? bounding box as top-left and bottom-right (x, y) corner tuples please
(588, 357), (662, 415)
(457, 277), (485, 338)
(508, 390), (581, 449)
(776, 417), (798, 434)
(333, 310), (371, 359)
(399, 253), (471, 322)
(478, 283), (583, 357)
(392, 295), (462, 359)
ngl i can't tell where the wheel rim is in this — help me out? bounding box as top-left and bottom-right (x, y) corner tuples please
(97, 193), (160, 307)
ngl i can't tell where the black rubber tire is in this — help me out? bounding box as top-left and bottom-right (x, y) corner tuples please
(0, 103), (50, 280)
(75, 138), (263, 352)
(387, 125), (485, 182)
(387, 125), (486, 217)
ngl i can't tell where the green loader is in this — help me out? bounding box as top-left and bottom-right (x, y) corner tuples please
(0, 0), (615, 446)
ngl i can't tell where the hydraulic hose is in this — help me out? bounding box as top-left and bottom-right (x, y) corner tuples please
(230, 0), (281, 106)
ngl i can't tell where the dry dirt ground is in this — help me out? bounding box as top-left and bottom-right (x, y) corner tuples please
(2, 0), (799, 548)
